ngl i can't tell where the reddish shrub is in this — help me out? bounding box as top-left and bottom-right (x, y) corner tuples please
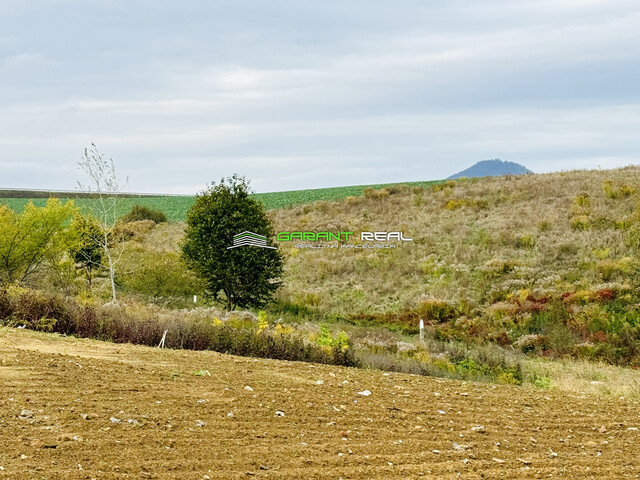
(593, 331), (609, 343)
(494, 331), (511, 346)
(468, 324), (487, 337)
(526, 294), (550, 304)
(596, 289), (616, 301)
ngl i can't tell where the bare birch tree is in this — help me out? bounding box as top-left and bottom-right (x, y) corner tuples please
(77, 143), (128, 302)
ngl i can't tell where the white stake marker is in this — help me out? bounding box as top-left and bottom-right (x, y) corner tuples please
(158, 330), (168, 348)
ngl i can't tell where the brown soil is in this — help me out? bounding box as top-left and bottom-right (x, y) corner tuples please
(1, 329), (639, 479)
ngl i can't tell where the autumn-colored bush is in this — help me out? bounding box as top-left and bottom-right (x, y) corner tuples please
(0, 287), (357, 367)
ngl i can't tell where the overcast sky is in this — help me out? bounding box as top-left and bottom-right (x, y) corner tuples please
(1, 1), (639, 194)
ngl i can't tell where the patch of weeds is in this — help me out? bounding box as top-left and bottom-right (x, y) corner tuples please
(571, 215), (590, 231)
(574, 193), (591, 207)
(533, 376), (552, 389)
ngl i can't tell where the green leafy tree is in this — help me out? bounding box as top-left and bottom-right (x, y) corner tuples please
(0, 199), (76, 285)
(69, 213), (104, 289)
(121, 247), (204, 301)
(182, 175), (283, 310)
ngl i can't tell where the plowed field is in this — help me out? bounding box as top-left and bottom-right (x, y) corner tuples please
(1, 329), (639, 479)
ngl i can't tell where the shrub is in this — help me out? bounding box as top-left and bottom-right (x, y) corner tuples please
(603, 180), (636, 200)
(69, 213), (104, 289)
(433, 181), (456, 193)
(537, 221), (552, 232)
(514, 234), (536, 248)
(386, 185), (407, 195)
(574, 193), (591, 207)
(1, 287), (357, 367)
(267, 298), (319, 321)
(571, 215), (590, 230)
(364, 188), (390, 199)
(547, 324), (578, 355)
(314, 323), (350, 351)
(556, 242), (579, 259)
(257, 310), (269, 330)
(480, 258), (517, 277)
(315, 323), (333, 346)
(292, 290), (321, 307)
(35, 317), (57, 332)
(630, 260), (640, 289)
(120, 247), (204, 301)
(532, 375), (552, 389)
(497, 371), (521, 385)
(455, 357), (481, 376)
(121, 205), (168, 224)
(419, 257), (449, 278)
(486, 302), (518, 323)
(603, 180), (617, 199)
(417, 299), (458, 323)
(591, 248), (611, 260)
(113, 220), (156, 243)
(515, 334), (546, 354)
(0, 199), (76, 284)
(445, 199), (468, 210)
(595, 257), (632, 282)
(0, 288), (12, 320)
(358, 336), (524, 384)
(615, 219), (633, 230)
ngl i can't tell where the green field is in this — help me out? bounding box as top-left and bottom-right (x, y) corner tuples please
(0, 180), (443, 221)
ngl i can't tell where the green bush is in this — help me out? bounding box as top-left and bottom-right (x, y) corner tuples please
(121, 205), (168, 224)
(574, 193), (591, 207)
(69, 213), (104, 289)
(603, 180), (636, 200)
(514, 234), (536, 248)
(570, 215), (590, 230)
(0, 199), (76, 284)
(595, 257), (632, 282)
(120, 247), (204, 301)
(417, 299), (458, 323)
(533, 375), (552, 389)
(546, 324), (578, 355)
(314, 323), (352, 364)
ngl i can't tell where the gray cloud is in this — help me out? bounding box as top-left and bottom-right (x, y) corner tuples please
(0, 0), (639, 193)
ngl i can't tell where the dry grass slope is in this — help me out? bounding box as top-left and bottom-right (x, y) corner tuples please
(272, 167), (640, 314)
(268, 167), (640, 365)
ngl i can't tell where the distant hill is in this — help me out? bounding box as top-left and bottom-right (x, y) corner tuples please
(447, 159), (532, 179)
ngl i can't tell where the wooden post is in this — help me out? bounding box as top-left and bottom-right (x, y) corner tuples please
(193, 295), (197, 304)
(419, 319), (424, 342)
